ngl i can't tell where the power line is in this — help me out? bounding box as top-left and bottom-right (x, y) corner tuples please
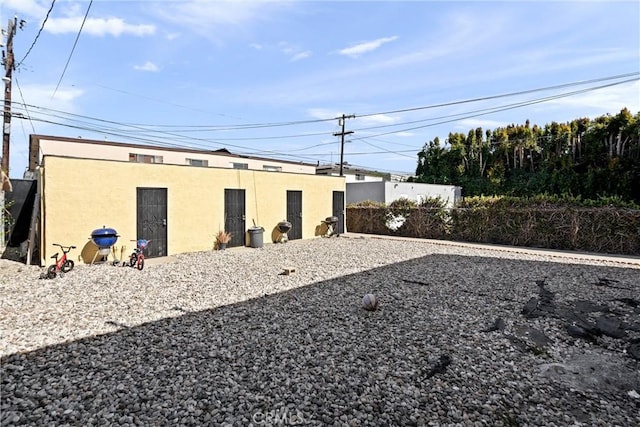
(290, 78), (639, 161)
(14, 76), (635, 141)
(348, 78), (638, 143)
(13, 77), (36, 134)
(359, 139), (416, 159)
(16, 0), (57, 68)
(13, 112), (325, 164)
(13, 73), (637, 147)
(355, 72), (639, 119)
(46, 71), (639, 131)
(9, 74), (638, 164)
(52, 0), (92, 99)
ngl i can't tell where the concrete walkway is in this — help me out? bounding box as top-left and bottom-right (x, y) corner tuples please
(339, 232), (640, 267)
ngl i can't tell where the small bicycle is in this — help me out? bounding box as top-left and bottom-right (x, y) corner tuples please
(129, 239), (150, 271)
(46, 243), (76, 279)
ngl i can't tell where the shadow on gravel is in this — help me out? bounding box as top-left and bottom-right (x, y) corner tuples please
(2, 254), (639, 426)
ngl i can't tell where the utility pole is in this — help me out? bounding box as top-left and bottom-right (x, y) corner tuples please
(2, 17), (17, 174)
(333, 114), (354, 177)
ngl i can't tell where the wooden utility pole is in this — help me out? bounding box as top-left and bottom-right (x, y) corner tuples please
(334, 114), (354, 177)
(2, 17), (17, 174)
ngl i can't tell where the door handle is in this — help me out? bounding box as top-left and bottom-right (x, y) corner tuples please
(162, 218), (167, 226)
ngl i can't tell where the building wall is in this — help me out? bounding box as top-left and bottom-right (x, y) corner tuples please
(346, 182), (386, 204)
(317, 172), (384, 183)
(36, 137), (317, 175)
(39, 156), (344, 264)
(384, 182), (461, 208)
(315, 165), (391, 183)
(345, 174), (384, 183)
(346, 181), (461, 208)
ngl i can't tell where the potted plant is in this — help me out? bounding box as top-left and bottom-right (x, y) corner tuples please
(215, 230), (232, 250)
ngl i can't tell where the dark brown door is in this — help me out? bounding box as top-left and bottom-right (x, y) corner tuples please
(224, 189), (246, 247)
(136, 187), (168, 257)
(333, 191), (345, 234)
(286, 190), (302, 240)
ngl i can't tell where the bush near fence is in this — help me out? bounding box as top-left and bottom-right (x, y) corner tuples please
(346, 197), (640, 256)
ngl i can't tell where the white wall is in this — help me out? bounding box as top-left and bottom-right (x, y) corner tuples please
(345, 174), (384, 183)
(347, 181), (462, 207)
(346, 182), (386, 204)
(316, 168), (386, 183)
(385, 182), (461, 208)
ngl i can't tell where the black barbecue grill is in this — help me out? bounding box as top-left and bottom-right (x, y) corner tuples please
(276, 220), (292, 243)
(322, 216), (339, 237)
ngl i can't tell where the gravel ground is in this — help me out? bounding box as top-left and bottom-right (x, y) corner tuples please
(1, 235), (639, 426)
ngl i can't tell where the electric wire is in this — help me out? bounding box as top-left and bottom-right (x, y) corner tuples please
(52, 0), (92, 99)
(355, 72), (639, 119)
(13, 77), (36, 134)
(10, 77), (633, 162)
(12, 73), (637, 153)
(190, 78), (639, 157)
(16, 0), (57, 68)
(359, 139), (417, 159)
(15, 76), (635, 137)
(19, 113), (326, 164)
(348, 78), (638, 143)
(9, 75), (638, 162)
(54, 72), (638, 132)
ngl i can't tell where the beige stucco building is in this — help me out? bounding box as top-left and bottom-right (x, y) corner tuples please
(29, 135), (345, 265)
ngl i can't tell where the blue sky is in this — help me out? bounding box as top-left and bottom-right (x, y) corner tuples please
(2, 0), (639, 178)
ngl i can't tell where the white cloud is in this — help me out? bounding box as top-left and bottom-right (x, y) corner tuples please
(307, 108), (341, 120)
(8, 82), (84, 176)
(290, 50), (311, 62)
(1, 0), (47, 18)
(46, 17), (155, 37)
(48, 86), (84, 103)
(249, 43), (263, 50)
(134, 61), (160, 72)
(545, 81), (640, 113)
(396, 132), (415, 138)
(338, 36), (399, 58)
(357, 114), (397, 126)
(153, 1), (294, 45)
(176, 0), (267, 25)
(278, 41), (293, 54)
(15, 83), (83, 115)
(277, 41), (312, 62)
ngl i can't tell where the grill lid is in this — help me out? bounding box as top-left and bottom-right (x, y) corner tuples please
(91, 226), (118, 238)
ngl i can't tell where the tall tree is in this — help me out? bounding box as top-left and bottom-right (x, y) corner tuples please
(413, 109), (640, 203)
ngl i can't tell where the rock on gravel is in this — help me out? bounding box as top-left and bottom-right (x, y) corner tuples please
(1, 236), (639, 426)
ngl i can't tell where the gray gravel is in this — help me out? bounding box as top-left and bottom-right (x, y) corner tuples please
(1, 235), (639, 426)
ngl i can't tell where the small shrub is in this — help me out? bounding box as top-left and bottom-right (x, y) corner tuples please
(348, 200), (386, 208)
